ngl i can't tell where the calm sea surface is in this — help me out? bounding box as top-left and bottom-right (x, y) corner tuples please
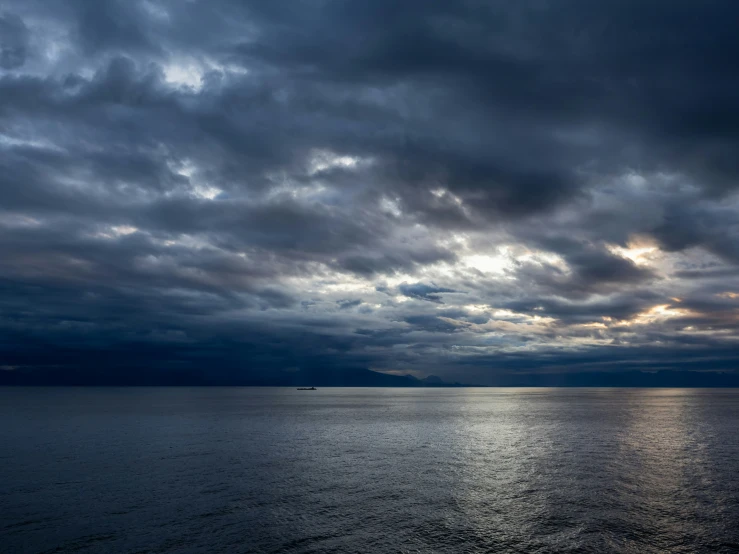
(2, 387), (739, 553)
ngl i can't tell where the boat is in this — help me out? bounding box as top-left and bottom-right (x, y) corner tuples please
(297, 387), (317, 390)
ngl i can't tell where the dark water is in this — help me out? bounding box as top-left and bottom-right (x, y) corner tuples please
(2, 388), (739, 553)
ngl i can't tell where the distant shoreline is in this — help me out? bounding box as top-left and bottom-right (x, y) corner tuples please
(3, 384), (739, 389)
(3, 368), (739, 388)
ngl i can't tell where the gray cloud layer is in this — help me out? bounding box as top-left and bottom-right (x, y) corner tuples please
(2, 0), (739, 383)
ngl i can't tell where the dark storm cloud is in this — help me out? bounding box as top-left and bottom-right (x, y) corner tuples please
(337, 299), (362, 310)
(2, 0), (739, 385)
(398, 283), (458, 303)
(0, 12), (29, 69)
(230, 0), (739, 198)
(502, 292), (661, 325)
(508, 242), (659, 302)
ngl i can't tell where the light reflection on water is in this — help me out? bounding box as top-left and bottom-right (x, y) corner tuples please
(1, 387), (739, 553)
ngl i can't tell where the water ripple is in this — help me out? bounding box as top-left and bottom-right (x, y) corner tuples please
(2, 387), (739, 553)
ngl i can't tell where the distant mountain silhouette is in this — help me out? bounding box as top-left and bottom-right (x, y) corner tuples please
(2, 367), (738, 387)
(0, 366), (473, 387)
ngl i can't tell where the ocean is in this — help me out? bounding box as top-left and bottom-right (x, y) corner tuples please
(2, 387), (739, 553)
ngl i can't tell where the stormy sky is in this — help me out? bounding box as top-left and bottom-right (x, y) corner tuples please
(2, 0), (739, 384)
